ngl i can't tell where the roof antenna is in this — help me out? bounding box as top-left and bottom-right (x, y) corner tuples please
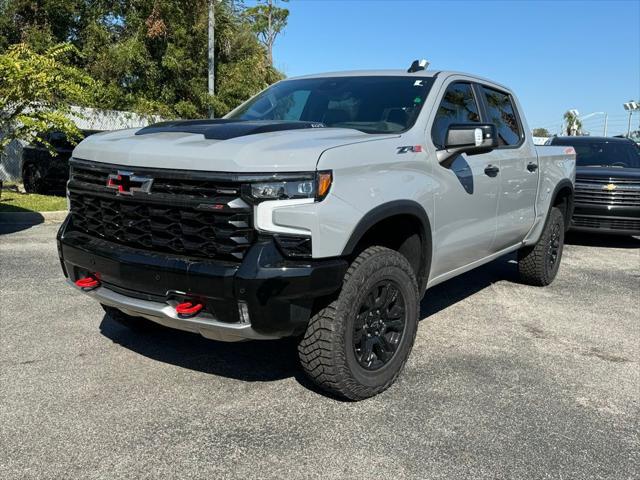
(408, 59), (429, 73)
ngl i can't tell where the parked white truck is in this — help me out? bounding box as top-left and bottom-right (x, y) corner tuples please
(58, 61), (576, 399)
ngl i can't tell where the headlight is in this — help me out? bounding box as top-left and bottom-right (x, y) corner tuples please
(247, 171), (332, 202)
(251, 180), (314, 199)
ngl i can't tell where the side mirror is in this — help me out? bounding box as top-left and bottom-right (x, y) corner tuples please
(436, 123), (498, 166)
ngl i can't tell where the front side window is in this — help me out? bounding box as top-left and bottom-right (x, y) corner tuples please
(431, 82), (481, 149)
(481, 86), (522, 146)
(227, 76), (435, 134)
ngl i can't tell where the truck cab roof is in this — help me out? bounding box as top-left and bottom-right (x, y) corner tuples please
(288, 69), (511, 91)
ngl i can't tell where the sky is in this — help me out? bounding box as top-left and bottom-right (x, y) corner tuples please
(265, 0), (640, 136)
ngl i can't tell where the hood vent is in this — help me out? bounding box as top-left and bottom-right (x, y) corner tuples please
(135, 119), (326, 140)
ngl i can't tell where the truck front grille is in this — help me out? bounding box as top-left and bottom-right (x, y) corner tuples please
(572, 215), (640, 231)
(67, 161), (254, 262)
(575, 177), (640, 207)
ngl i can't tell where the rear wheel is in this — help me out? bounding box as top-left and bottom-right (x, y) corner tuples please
(101, 305), (161, 332)
(298, 246), (419, 400)
(518, 207), (565, 286)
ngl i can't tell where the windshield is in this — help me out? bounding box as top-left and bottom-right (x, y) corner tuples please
(552, 139), (640, 168)
(226, 76), (434, 134)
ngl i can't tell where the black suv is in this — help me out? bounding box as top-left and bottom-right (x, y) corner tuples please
(22, 130), (102, 194)
(549, 136), (640, 236)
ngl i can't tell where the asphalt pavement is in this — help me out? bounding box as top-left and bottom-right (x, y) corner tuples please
(1, 222), (638, 479)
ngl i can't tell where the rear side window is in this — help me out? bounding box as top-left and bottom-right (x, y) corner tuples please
(48, 132), (73, 150)
(480, 86), (522, 146)
(431, 82), (481, 149)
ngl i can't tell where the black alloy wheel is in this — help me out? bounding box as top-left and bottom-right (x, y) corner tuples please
(547, 221), (562, 271)
(298, 245), (420, 400)
(353, 280), (406, 370)
(518, 206), (565, 286)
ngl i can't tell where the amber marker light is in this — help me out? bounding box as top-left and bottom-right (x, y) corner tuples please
(317, 171), (333, 201)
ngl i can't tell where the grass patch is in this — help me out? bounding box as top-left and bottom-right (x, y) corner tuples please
(0, 190), (67, 213)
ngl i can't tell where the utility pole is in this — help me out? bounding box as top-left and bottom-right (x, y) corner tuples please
(603, 113), (608, 136)
(208, 0), (215, 118)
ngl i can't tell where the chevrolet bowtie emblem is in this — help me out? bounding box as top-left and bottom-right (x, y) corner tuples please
(602, 183), (617, 191)
(107, 171), (153, 195)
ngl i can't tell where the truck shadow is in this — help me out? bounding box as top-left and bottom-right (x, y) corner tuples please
(98, 253), (520, 398)
(420, 253), (518, 318)
(99, 314), (301, 383)
(0, 220), (44, 235)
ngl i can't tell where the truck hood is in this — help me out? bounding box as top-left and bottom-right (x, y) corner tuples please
(576, 166), (640, 180)
(73, 126), (394, 172)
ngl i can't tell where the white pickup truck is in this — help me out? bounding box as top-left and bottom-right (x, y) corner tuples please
(58, 61), (576, 399)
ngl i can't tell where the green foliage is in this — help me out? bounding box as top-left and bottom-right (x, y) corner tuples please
(563, 110), (582, 136)
(244, 0), (289, 65)
(0, 42), (94, 152)
(532, 128), (550, 137)
(0, 0), (285, 118)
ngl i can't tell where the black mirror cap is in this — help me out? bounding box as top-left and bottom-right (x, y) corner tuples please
(445, 123), (498, 151)
(437, 123), (498, 166)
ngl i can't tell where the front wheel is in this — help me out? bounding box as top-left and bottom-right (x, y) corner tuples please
(518, 207), (565, 286)
(23, 163), (46, 194)
(298, 246), (419, 400)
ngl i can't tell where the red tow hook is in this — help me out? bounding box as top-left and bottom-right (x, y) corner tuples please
(175, 301), (204, 318)
(75, 275), (100, 291)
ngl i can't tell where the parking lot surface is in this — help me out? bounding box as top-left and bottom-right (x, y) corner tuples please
(1, 223), (638, 479)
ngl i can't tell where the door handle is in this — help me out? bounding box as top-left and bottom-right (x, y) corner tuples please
(484, 165), (500, 177)
(527, 162), (538, 172)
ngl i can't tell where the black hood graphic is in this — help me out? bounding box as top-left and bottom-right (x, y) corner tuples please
(135, 119), (326, 140)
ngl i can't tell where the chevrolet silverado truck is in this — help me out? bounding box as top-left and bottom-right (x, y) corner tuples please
(548, 136), (640, 235)
(58, 62), (576, 400)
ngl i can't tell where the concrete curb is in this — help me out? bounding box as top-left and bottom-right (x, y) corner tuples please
(0, 210), (68, 225)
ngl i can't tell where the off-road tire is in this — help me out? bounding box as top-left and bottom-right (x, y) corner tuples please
(518, 207), (565, 286)
(101, 304), (161, 332)
(298, 246), (420, 400)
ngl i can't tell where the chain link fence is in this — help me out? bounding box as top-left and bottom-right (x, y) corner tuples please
(1, 106), (167, 182)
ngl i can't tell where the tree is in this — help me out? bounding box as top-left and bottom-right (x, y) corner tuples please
(532, 128), (550, 137)
(0, 0), (284, 118)
(563, 110), (582, 136)
(0, 43), (94, 152)
(244, 0), (289, 66)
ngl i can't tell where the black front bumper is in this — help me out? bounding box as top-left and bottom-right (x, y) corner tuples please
(58, 216), (348, 338)
(571, 204), (640, 235)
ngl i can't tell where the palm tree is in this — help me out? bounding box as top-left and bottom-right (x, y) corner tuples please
(563, 110), (582, 136)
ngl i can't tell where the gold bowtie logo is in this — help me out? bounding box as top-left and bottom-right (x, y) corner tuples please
(603, 183), (617, 191)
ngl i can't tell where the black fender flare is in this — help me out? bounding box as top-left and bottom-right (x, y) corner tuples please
(341, 200), (432, 293)
(549, 179), (574, 230)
